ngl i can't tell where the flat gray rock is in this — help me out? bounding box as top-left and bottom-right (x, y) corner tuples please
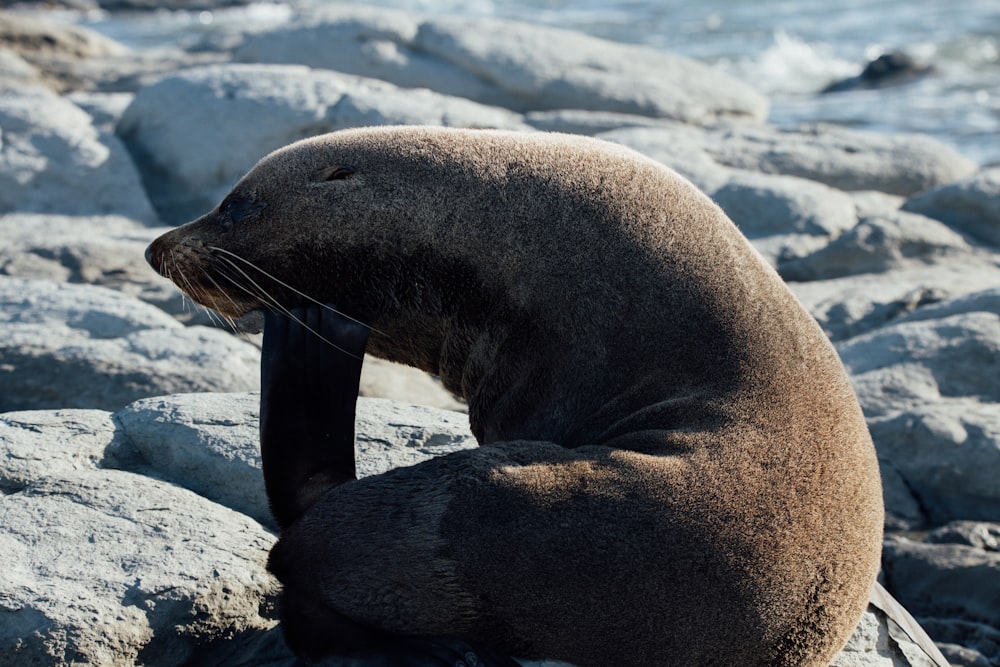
(234, 5), (768, 124)
(0, 86), (158, 223)
(883, 535), (1000, 666)
(600, 122), (975, 197)
(0, 213), (203, 324)
(0, 394), (934, 666)
(790, 262), (1000, 342)
(0, 277), (260, 412)
(779, 210), (973, 281)
(903, 168), (1000, 246)
(0, 408), (278, 667)
(837, 310), (1000, 524)
(117, 63), (530, 224)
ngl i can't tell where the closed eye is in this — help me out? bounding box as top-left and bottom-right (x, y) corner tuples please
(315, 165), (357, 182)
(220, 196), (267, 223)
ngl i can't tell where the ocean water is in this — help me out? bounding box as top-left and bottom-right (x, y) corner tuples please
(80, 0), (1000, 166)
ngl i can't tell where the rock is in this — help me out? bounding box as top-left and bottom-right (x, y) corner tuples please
(360, 357), (465, 412)
(0, 10), (127, 92)
(710, 169), (858, 238)
(903, 169), (1000, 246)
(927, 522), (1000, 552)
(823, 51), (935, 94)
(0, 85), (158, 223)
(598, 125), (732, 193)
(600, 121), (975, 197)
(0, 46), (45, 90)
(0, 213), (203, 324)
(0, 277), (260, 412)
(919, 619), (1000, 667)
(116, 63), (530, 223)
(837, 310), (1000, 523)
(790, 263), (1000, 341)
(110, 394), (475, 530)
(234, 5), (768, 124)
(0, 408), (279, 667)
(701, 123), (976, 196)
(883, 536), (1000, 651)
(0, 393), (940, 665)
(779, 210), (973, 281)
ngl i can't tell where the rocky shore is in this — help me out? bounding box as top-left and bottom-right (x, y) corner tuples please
(2, 4), (998, 666)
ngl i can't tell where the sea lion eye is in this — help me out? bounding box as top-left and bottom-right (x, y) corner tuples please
(220, 196), (267, 223)
(315, 165), (357, 182)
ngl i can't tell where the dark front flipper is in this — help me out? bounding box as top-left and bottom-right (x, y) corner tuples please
(260, 304), (370, 531)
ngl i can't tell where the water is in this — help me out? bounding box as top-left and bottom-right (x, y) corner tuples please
(79, 0), (1000, 166)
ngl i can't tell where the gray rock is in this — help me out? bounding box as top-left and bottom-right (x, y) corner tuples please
(779, 211), (973, 281)
(0, 408), (279, 667)
(710, 169), (858, 238)
(0, 86), (158, 223)
(0, 213), (203, 324)
(927, 522), (1000, 552)
(903, 169), (1000, 246)
(791, 263), (1000, 341)
(919, 619), (1000, 667)
(0, 277), (260, 412)
(360, 357), (465, 413)
(234, 5), (768, 124)
(1, 393), (940, 665)
(599, 121), (975, 197)
(116, 63), (530, 223)
(0, 10), (127, 92)
(837, 311), (1000, 523)
(699, 123), (975, 196)
(883, 536), (1000, 641)
(598, 125), (731, 193)
(110, 394), (475, 530)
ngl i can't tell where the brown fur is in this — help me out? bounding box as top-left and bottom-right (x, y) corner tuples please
(147, 126), (883, 666)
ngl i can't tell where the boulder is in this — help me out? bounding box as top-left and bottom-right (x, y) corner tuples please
(0, 213), (201, 324)
(779, 210), (973, 281)
(903, 169), (1000, 246)
(0, 393), (943, 666)
(116, 63), (530, 223)
(233, 5), (768, 124)
(883, 536), (1000, 665)
(110, 394), (475, 530)
(927, 522), (1000, 552)
(837, 310), (1000, 523)
(600, 121), (975, 197)
(695, 123), (976, 196)
(710, 169), (858, 239)
(0, 85), (158, 223)
(790, 263), (1000, 342)
(0, 277), (260, 412)
(0, 10), (126, 92)
(360, 357), (465, 412)
(0, 408), (279, 667)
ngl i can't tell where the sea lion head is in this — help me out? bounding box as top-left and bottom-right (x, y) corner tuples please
(146, 125), (693, 376)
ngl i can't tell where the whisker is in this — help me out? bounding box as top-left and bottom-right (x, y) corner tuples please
(207, 245), (382, 336)
(210, 255), (364, 360)
(172, 250), (226, 330)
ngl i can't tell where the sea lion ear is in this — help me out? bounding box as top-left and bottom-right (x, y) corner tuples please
(314, 165), (357, 182)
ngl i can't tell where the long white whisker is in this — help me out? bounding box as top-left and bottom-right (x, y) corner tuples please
(207, 245), (381, 336)
(172, 250), (225, 329)
(209, 255), (364, 360)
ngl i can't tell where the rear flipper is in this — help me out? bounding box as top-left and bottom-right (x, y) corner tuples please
(260, 304), (521, 667)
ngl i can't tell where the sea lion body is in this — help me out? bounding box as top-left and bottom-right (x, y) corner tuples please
(147, 127), (883, 666)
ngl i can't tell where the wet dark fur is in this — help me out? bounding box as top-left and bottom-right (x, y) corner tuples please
(146, 126), (884, 666)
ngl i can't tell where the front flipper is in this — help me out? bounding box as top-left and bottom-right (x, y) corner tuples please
(260, 303), (370, 531)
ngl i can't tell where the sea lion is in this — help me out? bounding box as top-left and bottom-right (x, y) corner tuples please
(145, 126), (884, 666)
